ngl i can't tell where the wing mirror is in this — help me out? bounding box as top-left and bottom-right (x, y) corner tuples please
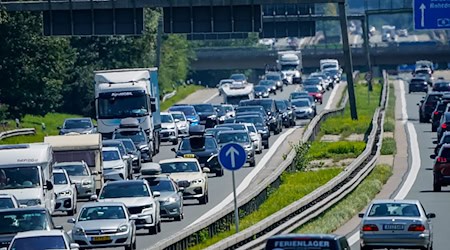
(67, 218), (76, 224)
(358, 213), (364, 218)
(90, 194), (98, 201)
(179, 187), (185, 193)
(202, 167), (211, 173)
(45, 180), (53, 191)
(427, 213), (436, 219)
(54, 225), (64, 230)
(153, 191), (161, 198)
(57, 126), (62, 130)
(430, 154), (436, 159)
(171, 148), (177, 153)
(70, 243), (80, 250)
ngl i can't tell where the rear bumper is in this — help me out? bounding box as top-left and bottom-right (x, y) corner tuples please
(361, 233), (431, 248)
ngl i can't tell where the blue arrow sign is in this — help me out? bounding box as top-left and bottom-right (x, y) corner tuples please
(414, 0), (450, 30)
(218, 143), (247, 171)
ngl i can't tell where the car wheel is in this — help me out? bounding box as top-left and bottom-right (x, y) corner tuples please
(264, 141), (269, 149)
(216, 168), (224, 177)
(432, 125), (437, 132)
(157, 220), (161, 232)
(360, 244), (371, 250)
(199, 190), (208, 204)
(148, 225), (158, 235)
(175, 213), (183, 221)
(250, 158), (256, 167)
(433, 181), (441, 192)
(172, 139), (178, 145)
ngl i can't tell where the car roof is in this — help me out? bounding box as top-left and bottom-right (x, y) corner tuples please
(53, 169), (67, 174)
(55, 161), (85, 166)
(0, 194), (16, 198)
(14, 230), (66, 238)
(102, 146), (120, 152)
(159, 158), (199, 164)
(217, 130), (248, 135)
(103, 140), (124, 144)
(268, 233), (342, 240)
(105, 180), (146, 186)
(371, 199), (419, 205)
(81, 201), (126, 208)
(161, 112), (172, 115)
(64, 117), (92, 121)
(0, 207), (48, 213)
(235, 114), (263, 119)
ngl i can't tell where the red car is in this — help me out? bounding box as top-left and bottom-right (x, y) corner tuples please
(433, 144), (450, 191)
(304, 85), (323, 104)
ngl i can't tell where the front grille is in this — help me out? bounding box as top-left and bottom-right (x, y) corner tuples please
(90, 240), (113, 245)
(128, 205), (147, 214)
(85, 229), (118, 235)
(196, 156), (209, 164)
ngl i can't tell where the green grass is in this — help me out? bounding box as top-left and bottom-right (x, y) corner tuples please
(160, 85), (204, 111)
(381, 137), (397, 155)
(308, 141), (366, 161)
(0, 113), (81, 144)
(295, 164), (393, 234)
(384, 83), (396, 133)
(188, 168), (343, 250)
(320, 80), (382, 137)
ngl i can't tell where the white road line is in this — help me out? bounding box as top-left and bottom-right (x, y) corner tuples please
(324, 84), (341, 110)
(203, 92), (219, 103)
(348, 79), (421, 246)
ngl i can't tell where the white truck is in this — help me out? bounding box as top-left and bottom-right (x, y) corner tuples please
(277, 51), (302, 84)
(320, 59), (340, 72)
(382, 25), (397, 42)
(94, 68), (161, 156)
(44, 134), (103, 193)
(0, 143), (55, 213)
(221, 81), (254, 105)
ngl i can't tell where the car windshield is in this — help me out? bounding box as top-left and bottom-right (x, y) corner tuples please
(0, 166), (40, 190)
(305, 86), (320, 93)
(266, 74), (281, 81)
(323, 64), (337, 70)
(0, 198), (14, 209)
(254, 86), (268, 92)
(416, 69), (430, 75)
(63, 119), (92, 129)
(194, 104), (214, 113)
(292, 100), (310, 107)
(10, 236), (66, 250)
(0, 210), (48, 234)
(56, 164), (89, 176)
(304, 79), (321, 85)
(440, 148), (450, 157)
(78, 205), (126, 221)
(223, 106), (233, 113)
(98, 94), (148, 119)
(161, 114), (174, 123)
(291, 92), (308, 99)
(235, 117), (264, 126)
(246, 125), (256, 133)
(160, 162), (200, 173)
(217, 132), (250, 144)
(120, 140), (137, 152)
(276, 101), (287, 111)
(102, 150), (120, 161)
(214, 106), (226, 116)
(411, 79), (426, 84)
(180, 137), (217, 151)
(113, 131), (146, 144)
(53, 172), (68, 185)
(281, 64), (297, 71)
(147, 179), (176, 192)
(100, 182), (149, 198)
(259, 80), (273, 86)
(171, 113), (186, 121)
(426, 94), (442, 103)
(230, 74), (246, 81)
(441, 136), (450, 144)
(368, 203), (420, 217)
(217, 124), (246, 130)
(169, 106), (196, 116)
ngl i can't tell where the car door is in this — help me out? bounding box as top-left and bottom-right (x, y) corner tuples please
(420, 203), (433, 241)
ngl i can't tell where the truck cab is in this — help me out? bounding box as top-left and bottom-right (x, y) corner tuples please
(277, 51), (302, 84)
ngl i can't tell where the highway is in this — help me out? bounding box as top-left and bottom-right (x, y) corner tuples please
(349, 71), (450, 249)
(53, 83), (337, 249)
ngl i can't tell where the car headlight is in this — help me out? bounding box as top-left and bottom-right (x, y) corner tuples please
(179, 124), (187, 129)
(82, 179), (92, 186)
(191, 178), (204, 184)
(263, 92), (269, 97)
(58, 190), (72, 196)
(208, 115), (217, 120)
(141, 203), (154, 213)
(118, 225), (129, 232)
(139, 145), (149, 152)
(114, 164), (125, 170)
(164, 196), (178, 204)
(282, 113), (287, 117)
(294, 72), (300, 77)
(74, 227), (85, 235)
(167, 125), (175, 130)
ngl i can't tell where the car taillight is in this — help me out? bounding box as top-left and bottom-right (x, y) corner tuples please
(408, 224), (426, 231)
(434, 111), (439, 115)
(437, 157), (447, 163)
(362, 224), (379, 231)
(442, 123), (447, 129)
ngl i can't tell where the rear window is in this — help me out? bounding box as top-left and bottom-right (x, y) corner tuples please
(368, 203), (420, 217)
(426, 94), (442, 103)
(440, 148), (450, 158)
(411, 79), (426, 84)
(265, 238), (337, 250)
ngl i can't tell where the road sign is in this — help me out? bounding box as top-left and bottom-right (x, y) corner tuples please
(414, 0), (450, 30)
(218, 143), (247, 171)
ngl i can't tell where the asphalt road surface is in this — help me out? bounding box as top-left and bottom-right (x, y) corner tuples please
(53, 83), (336, 249)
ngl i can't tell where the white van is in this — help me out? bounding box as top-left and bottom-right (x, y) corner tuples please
(0, 143), (55, 213)
(320, 59), (340, 72)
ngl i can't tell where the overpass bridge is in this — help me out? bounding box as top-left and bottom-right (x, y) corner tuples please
(191, 42), (450, 71)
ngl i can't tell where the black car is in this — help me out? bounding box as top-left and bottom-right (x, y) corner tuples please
(236, 106), (270, 129)
(173, 127), (222, 176)
(112, 127), (153, 162)
(58, 117), (96, 135)
(265, 72), (284, 89)
(234, 114), (270, 149)
(432, 81), (450, 92)
(192, 104), (219, 128)
(254, 85), (270, 98)
(205, 127), (233, 138)
(258, 80), (277, 94)
(409, 77), (428, 93)
(0, 207), (62, 249)
(434, 131), (450, 155)
(431, 100), (450, 132)
(239, 99), (283, 134)
(116, 138), (142, 173)
(418, 92), (444, 123)
(413, 68), (433, 86)
(275, 100), (295, 128)
(437, 112), (450, 141)
(212, 104), (227, 124)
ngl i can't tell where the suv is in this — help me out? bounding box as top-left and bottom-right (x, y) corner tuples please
(112, 124), (153, 162)
(418, 92), (443, 123)
(94, 180), (161, 234)
(437, 112), (450, 141)
(433, 144), (450, 191)
(239, 99), (283, 134)
(192, 104), (219, 128)
(265, 234), (350, 250)
(434, 131), (450, 155)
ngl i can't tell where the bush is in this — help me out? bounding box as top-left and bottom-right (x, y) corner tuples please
(381, 137), (396, 155)
(384, 118), (395, 132)
(308, 141), (366, 161)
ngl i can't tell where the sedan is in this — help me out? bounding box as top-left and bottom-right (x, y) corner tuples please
(258, 80), (277, 94)
(291, 99), (315, 119)
(216, 130), (256, 167)
(304, 85), (324, 104)
(254, 85), (270, 98)
(9, 230), (79, 250)
(0, 194), (20, 209)
(53, 169), (77, 216)
(359, 199), (435, 250)
(69, 202), (136, 250)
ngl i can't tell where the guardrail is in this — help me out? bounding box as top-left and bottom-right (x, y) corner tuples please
(149, 72), (360, 250)
(162, 90), (177, 102)
(0, 128), (36, 140)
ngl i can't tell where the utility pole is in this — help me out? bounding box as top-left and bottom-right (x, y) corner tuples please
(362, 14), (373, 92)
(156, 17), (163, 68)
(338, 2), (358, 120)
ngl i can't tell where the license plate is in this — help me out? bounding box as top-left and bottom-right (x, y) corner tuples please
(184, 154), (196, 158)
(383, 224), (404, 230)
(92, 236), (111, 241)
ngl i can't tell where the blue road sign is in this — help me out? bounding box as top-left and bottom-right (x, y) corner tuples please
(414, 0), (450, 30)
(218, 143), (247, 171)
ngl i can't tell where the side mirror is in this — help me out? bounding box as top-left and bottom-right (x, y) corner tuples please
(150, 97), (157, 112)
(90, 194), (98, 201)
(358, 213), (364, 218)
(171, 148), (177, 153)
(432, 140), (438, 144)
(130, 214), (139, 220)
(57, 126), (62, 130)
(70, 243), (80, 250)
(203, 167), (211, 173)
(19, 204), (27, 208)
(430, 154), (436, 159)
(67, 218), (76, 224)
(179, 187), (185, 192)
(174, 119), (180, 123)
(45, 180), (53, 191)
(153, 191), (161, 197)
(427, 213), (436, 219)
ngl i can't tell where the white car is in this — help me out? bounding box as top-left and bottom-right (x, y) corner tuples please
(0, 194), (20, 209)
(218, 79), (235, 96)
(68, 202), (136, 250)
(93, 180), (161, 235)
(8, 230), (79, 250)
(102, 147), (128, 181)
(170, 111), (189, 136)
(243, 123), (262, 154)
(160, 112), (179, 145)
(53, 169), (77, 216)
(159, 158), (209, 204)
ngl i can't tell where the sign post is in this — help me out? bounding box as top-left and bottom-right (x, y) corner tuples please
(218, 143), (247, 233)
(414, 0), (450, 30)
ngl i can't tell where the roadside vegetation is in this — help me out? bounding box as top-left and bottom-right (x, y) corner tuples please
(307, 141), (366, 161)
(381, 137), (397, 155)
(295, 164), (392, 233)
(384, 83), (396, 132)
(189, 168), (342, 250)
(160, 85), (204, 111)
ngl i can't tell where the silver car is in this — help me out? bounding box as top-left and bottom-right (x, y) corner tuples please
(359, 199), (436, 250)
(69, 202), (136, 249)
(54, 161), (96, 199)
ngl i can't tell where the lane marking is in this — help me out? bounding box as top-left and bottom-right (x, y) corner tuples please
(324, 83), (341, 110)
(203, 92), (219, 103)
(348, 78), (421, 247)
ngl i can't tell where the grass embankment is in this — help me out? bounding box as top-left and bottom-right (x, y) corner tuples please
(308, 141), (366, 161)
(295, 164), (393, 234)
(189, 168), (342, 250)
(383, 83), (396, 133)
(0, 85), (203, 144)
(160, 85), (204, 111)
